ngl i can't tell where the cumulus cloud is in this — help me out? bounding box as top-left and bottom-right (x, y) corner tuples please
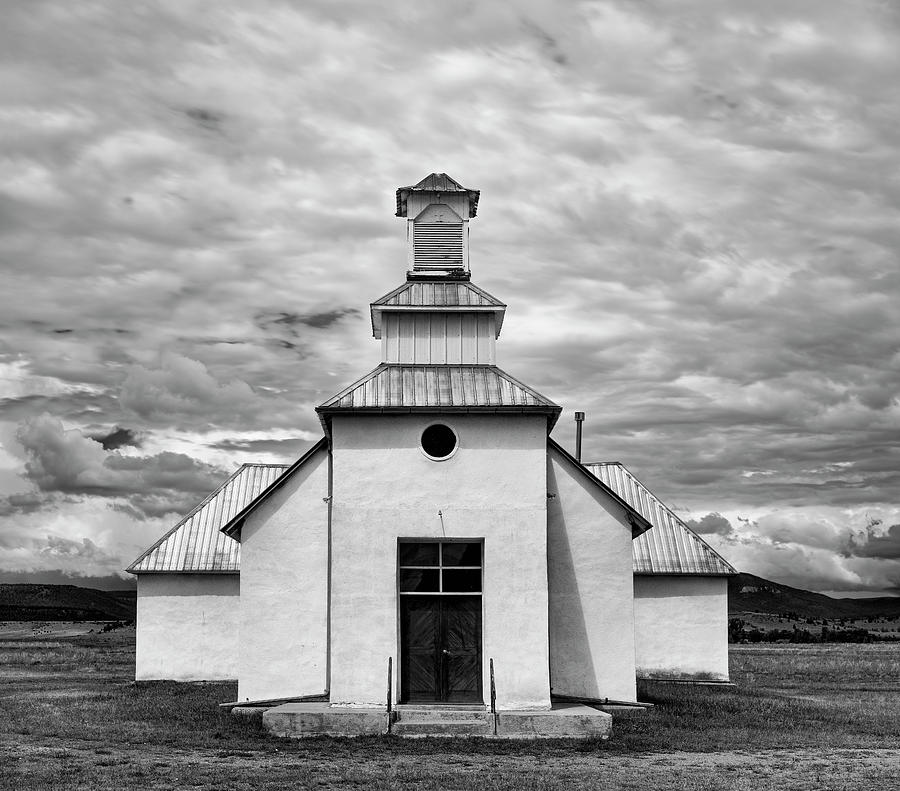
(14, 414), (227, 519)
(688, 509), (900, 593)
(120, 353), (258, 425)
(1, 2), (898, 592)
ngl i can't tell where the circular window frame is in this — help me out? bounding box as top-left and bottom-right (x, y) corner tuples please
(420, 422), (459, 462)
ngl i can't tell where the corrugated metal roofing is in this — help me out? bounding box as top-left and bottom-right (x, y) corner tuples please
(585, 462), (737, 576)
(373, 280), (505, 308)
(127, 464), (288, 573)
(317, 364), (561, 423)
(370, 281), (507, 337)
(396, 173), (480, 217)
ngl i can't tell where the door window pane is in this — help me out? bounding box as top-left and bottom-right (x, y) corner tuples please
(400, 569), (440, 592)
(441, 542), (481, 567)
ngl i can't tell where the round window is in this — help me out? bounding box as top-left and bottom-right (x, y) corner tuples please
(421, 424), (457, 460)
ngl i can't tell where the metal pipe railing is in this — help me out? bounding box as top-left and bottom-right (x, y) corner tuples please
(386, 656), (393, 733)
(489, 657), (497, 736)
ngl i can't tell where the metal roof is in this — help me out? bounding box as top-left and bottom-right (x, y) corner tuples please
(127, 464), (288, 573)
(317, 364), (561, 427)
(396, 173), (480, 217)
(128, 452), (726, 578)
(370, 280), (506, 337)
(373, 280), (504, 308)
(584, 462), (737, 576)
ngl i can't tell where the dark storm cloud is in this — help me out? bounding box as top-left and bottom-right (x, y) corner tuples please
(91, 426), (142, 451)
(0, 493), (47, 519)
(256, 308), (362, 333)
(686, 513), (735, 537)
(183, 107), (225, 131)
(848, 524), (900, 560)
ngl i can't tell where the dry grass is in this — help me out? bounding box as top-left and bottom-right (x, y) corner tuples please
(0, 625), (898, 790)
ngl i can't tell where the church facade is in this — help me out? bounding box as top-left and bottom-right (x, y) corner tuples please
(129, 174), (735, 711)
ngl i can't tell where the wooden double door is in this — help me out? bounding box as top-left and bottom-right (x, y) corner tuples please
(400, 595), (482, 703)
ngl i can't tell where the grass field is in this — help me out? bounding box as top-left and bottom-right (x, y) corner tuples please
(0, 623), (897, 790)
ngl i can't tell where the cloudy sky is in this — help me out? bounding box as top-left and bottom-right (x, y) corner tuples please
(1, 1), (898, 596)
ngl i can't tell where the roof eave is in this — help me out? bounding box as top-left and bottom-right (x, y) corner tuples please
(129, 569), (241, 576)
(317, 404), (562, 431)
(633, 570), (738, 577)
(370, 304), (507, 339)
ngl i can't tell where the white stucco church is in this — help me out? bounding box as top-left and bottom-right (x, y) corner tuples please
(129, 174), (735, 723)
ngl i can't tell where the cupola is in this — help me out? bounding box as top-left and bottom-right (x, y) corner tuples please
(395, 173), (480, 279)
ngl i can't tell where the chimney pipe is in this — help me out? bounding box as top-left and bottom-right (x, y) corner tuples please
(574, 411), (585, 463)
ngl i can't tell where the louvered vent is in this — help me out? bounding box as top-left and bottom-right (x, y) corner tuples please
(413, 222), (464, 269)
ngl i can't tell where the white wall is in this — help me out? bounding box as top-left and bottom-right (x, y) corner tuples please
(329, 414), (551, 710)
(633, 576), (730, 681)
(546, 447), (638, 703)
(237, 445), (330, 702)
(135, 574), (239, 681)
(382, 312), (496, 364)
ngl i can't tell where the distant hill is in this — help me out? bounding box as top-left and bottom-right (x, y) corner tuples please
(0, 584), (136, 622)
(729, 573), (900, 620)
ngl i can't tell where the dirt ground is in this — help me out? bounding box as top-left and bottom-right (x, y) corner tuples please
(2, 733), (899, 790)
(1, 628), (898, 790)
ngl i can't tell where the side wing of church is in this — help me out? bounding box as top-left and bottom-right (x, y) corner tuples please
(128, 174), (735, 709)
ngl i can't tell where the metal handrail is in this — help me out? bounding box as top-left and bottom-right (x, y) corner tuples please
(489, 657), (497, 736)
(386, 656), (393, 733)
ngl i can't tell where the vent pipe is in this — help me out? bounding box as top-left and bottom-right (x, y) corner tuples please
(574, 411), (585, 463)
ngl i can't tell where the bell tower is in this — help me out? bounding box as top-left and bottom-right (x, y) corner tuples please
(395, 173), (480, 279)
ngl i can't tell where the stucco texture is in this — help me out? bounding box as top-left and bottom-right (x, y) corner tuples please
(329, 414), (551, 710)
(237, 445), (330, 702)
(135, 573), (239, 681)
(546, 446), (638, 703)
(633, 575), (730, 681)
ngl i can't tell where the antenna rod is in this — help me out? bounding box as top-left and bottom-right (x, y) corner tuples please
(574, 411), (585, 463)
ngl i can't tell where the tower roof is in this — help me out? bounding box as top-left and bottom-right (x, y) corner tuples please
(316, 363), (561, 430)
(370, 280), (506, 338)
(396, 173), (480, 218)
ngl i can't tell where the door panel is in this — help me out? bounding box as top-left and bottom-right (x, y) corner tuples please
(443, 597), (482, 702)
(400, 597), (440, 702)
(400, 596), (482, 703)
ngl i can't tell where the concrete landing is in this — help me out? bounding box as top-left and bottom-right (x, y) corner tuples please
(260, 702), (611, 739)
(263, 703), (389, 737)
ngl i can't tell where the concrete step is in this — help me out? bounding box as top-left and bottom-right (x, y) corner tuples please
(396, 707), (491, 723)
(391, 718), (493, 737)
